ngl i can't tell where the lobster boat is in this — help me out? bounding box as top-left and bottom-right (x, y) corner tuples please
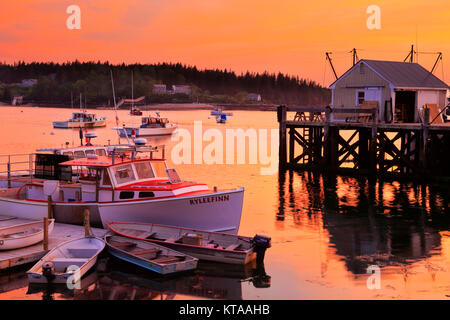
(0, 144), (244, 233)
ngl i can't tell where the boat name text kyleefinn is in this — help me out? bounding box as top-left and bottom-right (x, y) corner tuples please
(189, 195), (230, 205)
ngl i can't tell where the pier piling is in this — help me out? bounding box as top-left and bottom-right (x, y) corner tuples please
(43, 217), (48, 251)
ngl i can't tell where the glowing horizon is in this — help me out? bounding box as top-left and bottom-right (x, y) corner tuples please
(0, 0), (449, 87)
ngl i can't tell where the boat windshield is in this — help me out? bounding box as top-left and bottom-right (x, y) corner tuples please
(134, 161), (155, 179)
(112, 164), (136, 184)
(152, 161), (168, 178)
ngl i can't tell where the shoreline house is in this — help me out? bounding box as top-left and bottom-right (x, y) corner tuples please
(247, 93), (262, 102)
(172, 85), (191, 95)
(152, 84), (167, 94)
(329, 59), (450, 123)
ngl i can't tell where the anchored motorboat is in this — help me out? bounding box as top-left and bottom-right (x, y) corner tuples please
(115, 114), (177, 137)
(53, 111), (107, 129)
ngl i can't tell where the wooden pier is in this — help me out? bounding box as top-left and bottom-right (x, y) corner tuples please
(0, 216), (107, 271)
(277, 105), (450, 179)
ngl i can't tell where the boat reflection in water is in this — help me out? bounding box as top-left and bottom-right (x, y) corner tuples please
(27, 257), (271, 300)
(277, 170), (449, 275)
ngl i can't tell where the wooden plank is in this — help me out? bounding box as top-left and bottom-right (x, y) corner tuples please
(131, 248), (161, 256)
(151, 256), (182, 264)
(110, 242), (137, 248)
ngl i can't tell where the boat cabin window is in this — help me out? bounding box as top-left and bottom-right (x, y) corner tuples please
(95, 149), (106, 156)
(134, 161), (155, 179)
(139, 191), (155, 198)
(63, 151), (73, 157)
(151, 161), (168, 178)
(112, 164), (136, 185)
(102, 169), (112, 186)
(119, 191), (134, 199)
(85, 150), (95, 155)
(74, 151), (85, 159)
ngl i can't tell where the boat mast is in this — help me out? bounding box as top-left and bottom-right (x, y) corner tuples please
(110, 69), (121, 144)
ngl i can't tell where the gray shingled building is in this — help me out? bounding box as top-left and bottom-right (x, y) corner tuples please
(329, 59), (449, 123)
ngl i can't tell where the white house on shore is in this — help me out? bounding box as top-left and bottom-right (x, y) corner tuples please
(172, 85), (191, 95)
(247, 93), (262, 102)
(329, 59), (450, 123)
(152, 84), (167, 94)
(19, 79), (37, 87)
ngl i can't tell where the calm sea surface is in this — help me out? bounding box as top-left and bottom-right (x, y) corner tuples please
(0, 106), (449, 300)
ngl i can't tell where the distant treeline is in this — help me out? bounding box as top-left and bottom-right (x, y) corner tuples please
(0, 61), (330, 106)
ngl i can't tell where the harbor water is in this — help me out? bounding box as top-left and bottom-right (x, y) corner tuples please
(0, 106), (449, 300)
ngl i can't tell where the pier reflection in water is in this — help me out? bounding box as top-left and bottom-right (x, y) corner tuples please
(277, 170), (450, 275)
(25, 257), (271, 300)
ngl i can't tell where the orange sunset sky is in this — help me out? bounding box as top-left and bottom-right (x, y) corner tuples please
(0, 0), (449, 86)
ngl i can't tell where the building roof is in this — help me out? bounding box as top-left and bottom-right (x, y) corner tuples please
(330, 59), (449, 89)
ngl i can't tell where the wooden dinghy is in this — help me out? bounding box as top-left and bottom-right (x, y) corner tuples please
(0, 219), (55, 250)
(27, 236), (105, 284)
(106, 222), (271, 265)
(105, 235), (198, 275)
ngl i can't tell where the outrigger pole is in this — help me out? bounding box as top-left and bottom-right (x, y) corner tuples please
(430, 52), (443, 74)
(404, 44), (415, 63)
(325, 52), (339, 80)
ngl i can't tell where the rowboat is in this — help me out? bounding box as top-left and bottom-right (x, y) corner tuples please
(106, 222), (271, 265)
(105, 235), (198, 275)
(27, 236), (105, 284)
(0, 219), (55, 250)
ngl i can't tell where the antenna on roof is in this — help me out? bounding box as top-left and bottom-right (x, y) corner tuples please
(350, 48), (359, 66)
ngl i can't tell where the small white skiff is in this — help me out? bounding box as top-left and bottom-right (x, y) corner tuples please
(27, 236), (105, 284)
(0, 219), (55, 250)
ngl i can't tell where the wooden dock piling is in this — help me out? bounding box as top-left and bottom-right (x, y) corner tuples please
(47, 195), (53, 219)
(84, 209), (90, 237)
(43, 217), (48, 251)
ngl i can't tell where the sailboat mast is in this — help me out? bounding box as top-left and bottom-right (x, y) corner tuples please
(110, 69), (122, 144)
(131, 71), (134, 109)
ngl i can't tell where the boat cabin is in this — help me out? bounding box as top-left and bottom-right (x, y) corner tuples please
(72, 112), (96, 122)
(53, 155), (206, 203)
(141, 117), (168, 128)
(37, 146), (108, 159)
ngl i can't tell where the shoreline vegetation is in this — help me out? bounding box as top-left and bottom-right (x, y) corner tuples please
(0, 102), (279, 111)
(0, 61), (330, 109)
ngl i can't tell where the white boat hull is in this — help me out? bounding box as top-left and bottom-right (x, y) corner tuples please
(0, 197), (48, 220)
(0, 219), (55, 250)
(27, 237), (105, 284)
(99, 188), (244, 234)
(0, 188), (244, 233)
(53, 119), (106, 129)
(119, 124), (177, 137)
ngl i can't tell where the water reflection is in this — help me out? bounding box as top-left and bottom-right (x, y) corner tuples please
(278, 170), (450, 274)
(26, 257), (271, 300)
